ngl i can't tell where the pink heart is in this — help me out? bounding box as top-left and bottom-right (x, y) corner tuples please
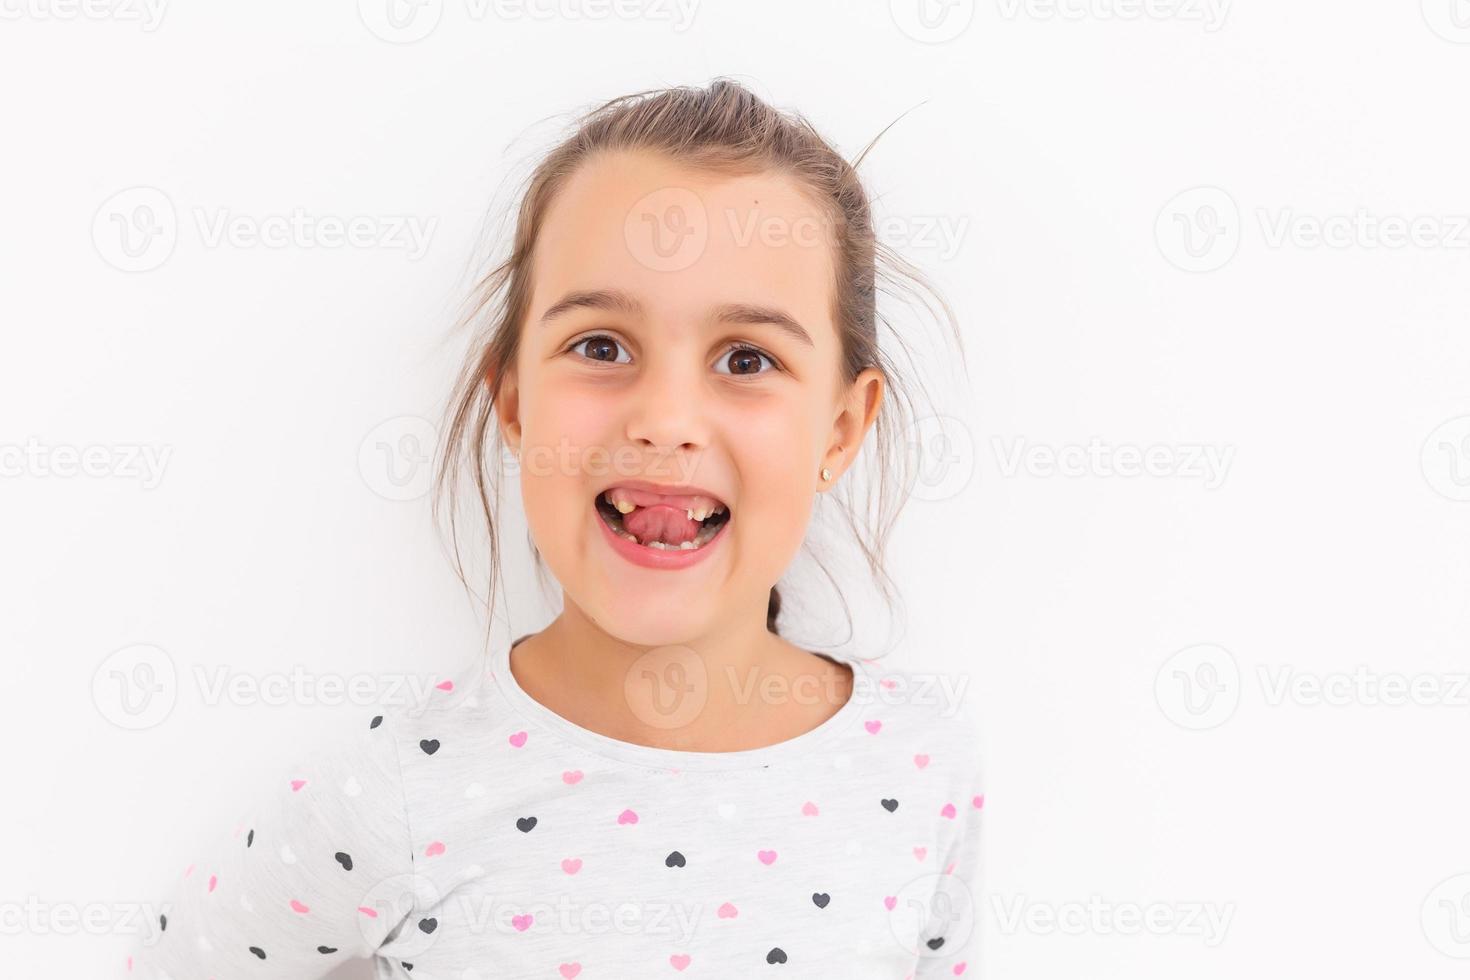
(511, 913), (534, 932)
(617, 808), (639, 825)
(437, 679), (454, 691)
(509, 730), (528, 748)
(883, 895), (897, 910)
(864, 720), (882, 734)
(973, 794), (985, 809)
(561, 858), (582, 874)
(207, 875), (216, 893)
(953, 963), (967, 975)
(289, 899), (309, 914)
(183, 864), (193, 877)
(881, 677), (897, 690)
(290, 779), (306, 792)
(425, 841), (446, 858)
(717, 902), (738, 918)
(357, 906), (378, 918)
(914, 754), (930, 769)
(944, 861), (957, 874)
(562, 770), (584, 785)
(670, 953), (691, 971)
(757, 849), (777, 865)
(940, 803), (957, 819)
(913, 846), (927, 861)
(801, 801), (819, 816)
(559, 964), (581, 978)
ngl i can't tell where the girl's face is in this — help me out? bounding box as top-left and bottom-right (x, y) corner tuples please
(500, 149), (880, 647)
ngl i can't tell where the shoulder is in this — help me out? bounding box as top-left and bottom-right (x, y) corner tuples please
(854, 655), (984, 773)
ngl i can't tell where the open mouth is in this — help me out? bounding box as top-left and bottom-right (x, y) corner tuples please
(594, 486), (732, 552)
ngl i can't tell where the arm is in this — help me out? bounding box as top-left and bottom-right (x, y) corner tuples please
(127, 709), (415, 978)
(915, 722), (985, 978)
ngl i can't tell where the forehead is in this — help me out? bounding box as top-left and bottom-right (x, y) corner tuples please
(530, 149), (837, 334)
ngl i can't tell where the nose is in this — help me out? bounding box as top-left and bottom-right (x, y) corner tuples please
(623, 351), (711, 459)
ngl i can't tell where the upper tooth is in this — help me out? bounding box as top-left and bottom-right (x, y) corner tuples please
(688, 507), (710, 521)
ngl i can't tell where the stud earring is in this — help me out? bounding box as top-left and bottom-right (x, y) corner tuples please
(820, 467), (832, 481)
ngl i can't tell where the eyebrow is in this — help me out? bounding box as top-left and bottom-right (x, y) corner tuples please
(538, 288), (814, 348)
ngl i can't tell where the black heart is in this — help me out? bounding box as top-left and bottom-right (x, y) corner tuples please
(419, 739), (440, 755)
(766, 947), (787, 964)
(516, 816), (537, 833)
(665, 851), (686, 868)
(881, 798), (899, 812)
(317, 946), (338, 954)
(926, 937), (946, 950)
(403, 963), (413, 971)
(249, 946), (266, 960)
(370, 715), (383, 729)
(418, 917), (437, 934)
(811, 892), (830, 908)
(334, 852), (353, 871)
(246, 829), (254, 847)
(158, 913), (167, 932)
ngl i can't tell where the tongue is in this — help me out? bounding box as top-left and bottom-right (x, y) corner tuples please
(622, 505), (700, 545)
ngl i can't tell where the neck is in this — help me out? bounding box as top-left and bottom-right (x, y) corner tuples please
(511, 596), (852, 752)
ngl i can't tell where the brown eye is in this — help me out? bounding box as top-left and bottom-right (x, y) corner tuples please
(717, 345), (777, 377)
(569, 335), (630, 364)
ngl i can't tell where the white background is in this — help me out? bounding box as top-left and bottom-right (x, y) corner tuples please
(3, 1), (1470, 977)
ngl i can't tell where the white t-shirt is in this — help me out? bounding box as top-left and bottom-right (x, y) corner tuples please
(128, 639), (985, 978)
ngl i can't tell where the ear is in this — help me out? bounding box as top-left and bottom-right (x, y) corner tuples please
(489, 362), (522, 454)
(823, 367), (884, 483)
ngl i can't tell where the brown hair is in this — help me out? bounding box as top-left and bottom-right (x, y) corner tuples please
(434, 77), (963, 645)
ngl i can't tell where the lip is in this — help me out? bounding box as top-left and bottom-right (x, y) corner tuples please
(593, 498), (730, 571)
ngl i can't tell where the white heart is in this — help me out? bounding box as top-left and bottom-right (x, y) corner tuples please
(465, 696), (479, 708)
(845, 839), (862, 856)
(465, 783), (486, 799)
(717, 802), (737, 820)
(342, 777), (362, 797)
(239, 893), (253, 912)
(833, 754), (852, 771)
(279, 844), (296, 865)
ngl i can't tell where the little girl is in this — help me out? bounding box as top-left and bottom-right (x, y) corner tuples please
(128, 78), (983, 979)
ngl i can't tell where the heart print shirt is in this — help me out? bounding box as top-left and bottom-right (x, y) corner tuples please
(127, 640), (985, 979)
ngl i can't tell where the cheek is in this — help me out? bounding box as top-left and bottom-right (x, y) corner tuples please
(726, 406), (821, 555)
(517, 383), (610, 540)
